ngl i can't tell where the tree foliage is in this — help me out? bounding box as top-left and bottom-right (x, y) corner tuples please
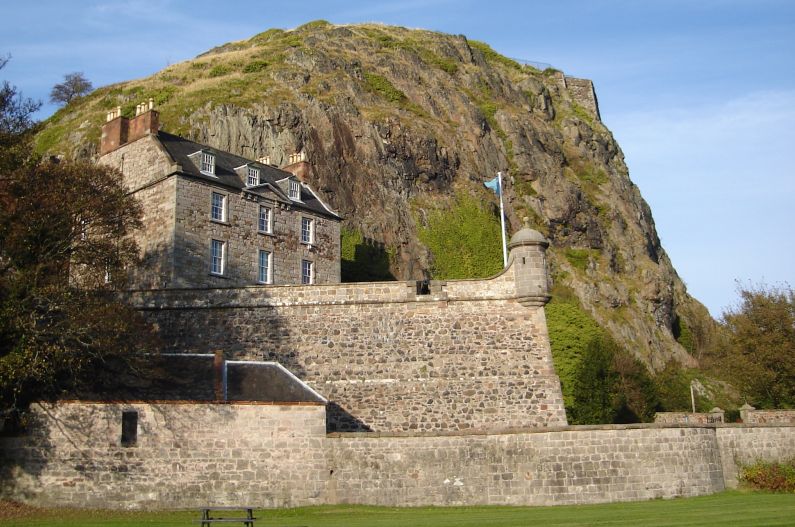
(49, 71), (93, 105)
(0, 55), (40, 173)
(0, 58), (151, 416)
(547, 289), (659, 424)
(720, 283), (795, 408)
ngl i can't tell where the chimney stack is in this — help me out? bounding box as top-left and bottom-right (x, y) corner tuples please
(283, 150), (310, 181)
(100, 99), (159, 156)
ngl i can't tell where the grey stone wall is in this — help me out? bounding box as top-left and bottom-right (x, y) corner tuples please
(655, 411), (725, 424)
(4, 406), (794, 510)
(128, 264), (568, 433)
(716, 426), (795, 488)
(742, 410), (795, 425)
(326, 426), (726, 506)
(0, 402), (328, 509)
(564, 76), (601, 121)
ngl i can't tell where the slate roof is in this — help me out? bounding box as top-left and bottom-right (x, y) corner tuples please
(156, 131), (339, 220)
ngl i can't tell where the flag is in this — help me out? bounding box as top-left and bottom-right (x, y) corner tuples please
(484, 175), (501, 196)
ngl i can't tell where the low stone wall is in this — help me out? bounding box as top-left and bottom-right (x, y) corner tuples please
(716, 426), (795, 487)
(4, 402), (794, 510)
(0, 402), (328, 509)
(742, 410), (795, 425)
(655, 411), (724, 424)
(326, 426), (726, 506)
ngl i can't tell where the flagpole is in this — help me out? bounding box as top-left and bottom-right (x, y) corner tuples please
(497, 171), (508, 267)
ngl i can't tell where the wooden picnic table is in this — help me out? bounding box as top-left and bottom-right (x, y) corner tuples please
(197, 506), (256, 527)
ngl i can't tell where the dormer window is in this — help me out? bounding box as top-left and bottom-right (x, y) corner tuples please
(201, 152), (215, 175)
(247, 166), (260, 186)
(288, 179), (300, 200)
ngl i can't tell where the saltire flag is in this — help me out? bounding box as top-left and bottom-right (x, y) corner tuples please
(484, 175), (501, 195)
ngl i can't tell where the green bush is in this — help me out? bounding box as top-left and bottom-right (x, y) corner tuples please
(467, 40), (522, 71)
(242, 60), (268, 74)
(564, 248), (593, 271)
(208, 65), (231, 78)
(742, 460), (795, 492)
(363, 72), (407, 103)
(546, 298), (604, 408)
(416, 192), (503, 280)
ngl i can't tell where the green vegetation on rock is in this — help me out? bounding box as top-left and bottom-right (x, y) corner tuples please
(341, 227), (395, 282)
(547, 288), (658, 424)
(416, 192), (503, 280)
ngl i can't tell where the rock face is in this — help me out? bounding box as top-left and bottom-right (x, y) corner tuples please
(38, 21), (710, 368)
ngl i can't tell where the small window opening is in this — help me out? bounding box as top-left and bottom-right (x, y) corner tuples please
(121, 410), (138, 447)
(416, 279), (431, 295)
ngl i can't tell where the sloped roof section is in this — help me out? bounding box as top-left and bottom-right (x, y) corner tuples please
(69, 354), (326, 404)
(156, 131), (340, 220)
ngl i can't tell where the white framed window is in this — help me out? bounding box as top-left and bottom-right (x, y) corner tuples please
(258, 205), (272, 233)
(301, 259), (313, 284)
(247, 166), (260, 186)
(300, 217), (314, 245)
(288, 179), (300, 200)
(210, 239), (226, 275)
(211, 192), (226, 222)
(257, 250), (272, 284)
(201, 152), (215, 175)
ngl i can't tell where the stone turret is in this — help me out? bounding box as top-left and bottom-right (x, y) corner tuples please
(508, 217), (550, 307)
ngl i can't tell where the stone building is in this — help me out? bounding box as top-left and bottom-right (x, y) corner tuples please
(98, 101), (341, 289)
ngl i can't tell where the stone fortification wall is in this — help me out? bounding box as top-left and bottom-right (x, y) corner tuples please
(0, 402), (327, 509)
(655, 411), (724, 424)
(128, 266), (567, 433)
(716, 426), (795, 488)
(742, 409), (795, 425)
(327, 426), (726, 506)
(564, 76), (601, 121)
(4, 405), (794, 509)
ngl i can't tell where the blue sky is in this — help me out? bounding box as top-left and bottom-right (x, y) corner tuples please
(2, 0), (793, 317)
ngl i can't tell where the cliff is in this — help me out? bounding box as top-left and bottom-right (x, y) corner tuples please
(36, 21), (712, 369)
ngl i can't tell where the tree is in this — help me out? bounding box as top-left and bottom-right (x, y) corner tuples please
(721, 283), (795, 408)
(49, 72), (92, 105)
(0, 59), (152, 417)
(0, 55), (40, 172)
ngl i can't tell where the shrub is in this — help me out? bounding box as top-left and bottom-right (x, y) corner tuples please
(564, 248), (593, 271)
(208, 65), (231, 78)
(363, 72), (407, 103)
(467, 40), (522, 71)
(741, 460), (795, 492)
(243, 60), (268, 74)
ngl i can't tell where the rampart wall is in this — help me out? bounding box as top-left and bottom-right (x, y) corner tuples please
(0, 402), (328, 509)
(2, 403), (794, 509)
(128, 262), (568, 433)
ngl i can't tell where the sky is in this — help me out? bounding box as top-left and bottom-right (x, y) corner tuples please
(2, 0), (793, 317)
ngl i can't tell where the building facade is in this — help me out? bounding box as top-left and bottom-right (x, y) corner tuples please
(98, 103), (341, 289)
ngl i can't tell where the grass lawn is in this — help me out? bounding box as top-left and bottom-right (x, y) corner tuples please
(2, 491), (794, 527)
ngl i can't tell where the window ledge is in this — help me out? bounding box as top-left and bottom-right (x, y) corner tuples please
(209, 272), (228, 279)
(210, 219), (230, 226)
(258, 230), (275, 237)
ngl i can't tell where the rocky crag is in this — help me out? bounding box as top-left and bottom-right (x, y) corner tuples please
(37, 21), (713, 369)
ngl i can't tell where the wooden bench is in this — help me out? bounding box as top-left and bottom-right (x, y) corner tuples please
(197, 506), (256, 527)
